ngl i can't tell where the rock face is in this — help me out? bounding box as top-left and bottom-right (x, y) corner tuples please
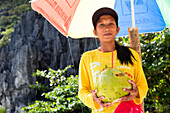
(0, 11), (100, 113)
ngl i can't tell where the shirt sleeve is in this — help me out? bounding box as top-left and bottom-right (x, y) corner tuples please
(78, 54), (101, 109)
(132, 51), (148, 105)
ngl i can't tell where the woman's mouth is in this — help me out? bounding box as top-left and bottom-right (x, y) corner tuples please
(104, 33), (112, 36)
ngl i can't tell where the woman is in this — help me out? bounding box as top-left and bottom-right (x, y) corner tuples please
(78, 7), (148, 113)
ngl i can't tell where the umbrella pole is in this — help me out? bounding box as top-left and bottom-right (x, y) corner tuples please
(128, 27), (141, 60)
(131, 0), (135, 28)
(128, 27), (145, 112)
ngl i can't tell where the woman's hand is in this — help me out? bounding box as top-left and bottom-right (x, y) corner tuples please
(92, 90), (112, 108)
(118, 80), (139, 102)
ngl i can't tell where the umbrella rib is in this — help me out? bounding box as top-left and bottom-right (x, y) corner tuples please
(131, 0), (135, 28)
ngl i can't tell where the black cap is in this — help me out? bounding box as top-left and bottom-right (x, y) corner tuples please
(92, 7), (118, 29)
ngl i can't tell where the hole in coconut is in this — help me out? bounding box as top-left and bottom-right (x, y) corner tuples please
(116, 73), (124, 77)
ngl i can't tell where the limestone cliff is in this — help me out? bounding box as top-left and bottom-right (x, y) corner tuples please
(0, 11), (100, 113)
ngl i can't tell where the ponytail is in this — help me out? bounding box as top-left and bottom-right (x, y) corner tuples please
(115, 41), (136, 65)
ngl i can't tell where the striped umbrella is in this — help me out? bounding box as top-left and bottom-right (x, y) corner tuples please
(30, 0), (170, 38)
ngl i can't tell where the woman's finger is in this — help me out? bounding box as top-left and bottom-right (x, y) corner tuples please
(98, 96), (105, 101)
(123, 88), (132, 93)
(92, 90), (98, 99)
(128, 80), (137, 90)
(92, 90), (97, 95)
(102, 102), (111, 108)
(92, 90), (113, 108)
(110, 98), (122, 106)
(118, 95), (134, 102)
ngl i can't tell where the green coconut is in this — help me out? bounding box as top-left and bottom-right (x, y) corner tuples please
(95, 68), (132, 103)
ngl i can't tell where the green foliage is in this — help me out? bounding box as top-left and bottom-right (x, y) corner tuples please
(13, 4), (31, 15)
(0, 105), (6, 113)
(0, 1), (32, 48)
(22, 66), (91, 113)
(29, 81), (51, 92)
(0, 3), (31, 29)
(0, 0), (30, 9)
(141, 28), (170, 112)
(0, 16), (9, 26)
(0, 28), (13, 48)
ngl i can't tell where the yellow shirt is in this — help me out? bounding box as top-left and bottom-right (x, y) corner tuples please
(78, 48), (148, 113)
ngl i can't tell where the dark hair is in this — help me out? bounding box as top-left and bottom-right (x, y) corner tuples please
(115, 41), (137, 65)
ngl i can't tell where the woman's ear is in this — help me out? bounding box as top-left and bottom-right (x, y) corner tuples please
(116, 27), (120, 35)
(93, 29), (97, 36)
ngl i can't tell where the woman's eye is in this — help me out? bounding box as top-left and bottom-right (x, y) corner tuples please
(99, 24), (105, 27)
(109, 23), (114, 25)
(100, 24), (104, 26)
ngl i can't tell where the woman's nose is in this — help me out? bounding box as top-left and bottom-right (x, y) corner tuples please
(105, 25), (110, 31)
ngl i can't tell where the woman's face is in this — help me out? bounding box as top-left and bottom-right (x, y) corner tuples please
(93, 15), (120, 43)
